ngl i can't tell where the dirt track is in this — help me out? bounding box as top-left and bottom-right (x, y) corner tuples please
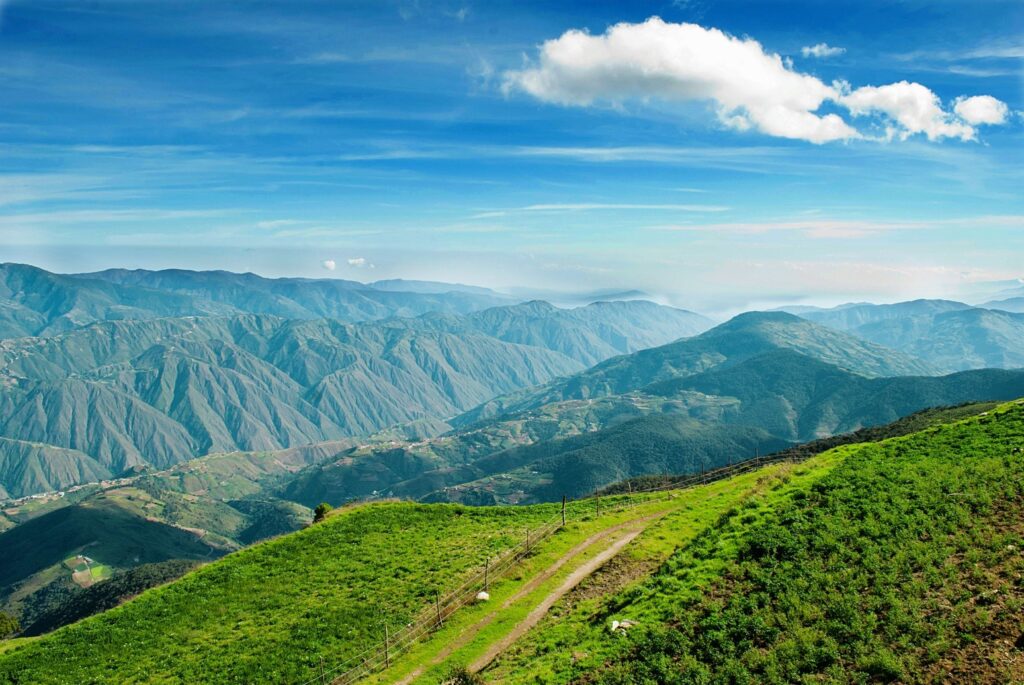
(390, 510), (666, 684)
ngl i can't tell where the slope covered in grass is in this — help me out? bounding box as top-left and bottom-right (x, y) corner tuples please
(487, 400), (1024, 684)
(0, 501), (565, 683)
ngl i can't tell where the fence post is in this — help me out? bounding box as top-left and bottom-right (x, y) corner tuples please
(384, 623), (390, 669)
(561, 496), (566, 526)
(319, 656), (326, 685)
(596, 494), (600, 517)
(435, 589), (442, 627)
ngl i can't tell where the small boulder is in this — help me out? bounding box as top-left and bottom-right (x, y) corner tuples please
(475, 591), (490, 602)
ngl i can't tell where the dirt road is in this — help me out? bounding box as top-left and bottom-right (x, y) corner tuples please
(390, 510), (666, 684)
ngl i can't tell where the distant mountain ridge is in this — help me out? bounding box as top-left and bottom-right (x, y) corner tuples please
(383, 299), (712, 366)
(0, 263), (521, 340)
(455, 311), (936, 426)
(789, 299), (1024, 373)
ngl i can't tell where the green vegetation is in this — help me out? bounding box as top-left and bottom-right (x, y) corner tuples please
(20, 560), (200, 637)
(486, 400), (1024, 684)
(598, 401), (999, 495)
(0, 501), (571, 683)
(289, 346), (1024, 506)
(371, 459), (836, 685)
(313, 502), (332, 522)
(0, 615), (17, 640)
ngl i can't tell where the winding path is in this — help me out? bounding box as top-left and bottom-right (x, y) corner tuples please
(390, 510), (667, 684)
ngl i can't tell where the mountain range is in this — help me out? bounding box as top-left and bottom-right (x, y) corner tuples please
(0, 296), (708, 499)
(0, 263), (510, 339)
(280, 314), (1024, 505)
(792, 299), (1024, 372)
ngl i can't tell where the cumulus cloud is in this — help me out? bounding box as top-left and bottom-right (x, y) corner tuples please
(504, 17), (857, 144)
(503, 17), (1009, 145)
(321, 259), (336, 271)
(347, 257), (373, 268)
(801, 43), (845, 58)
(840, 81), (975, 141)
(953, 95), (1009, 126)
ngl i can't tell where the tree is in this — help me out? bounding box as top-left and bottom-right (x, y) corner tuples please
(0, 611), (20, 639)
(313, 502), (333, 523)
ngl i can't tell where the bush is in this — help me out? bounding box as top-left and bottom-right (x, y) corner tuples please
(313, 502), (333, 523)
(0, 612), (19, 639)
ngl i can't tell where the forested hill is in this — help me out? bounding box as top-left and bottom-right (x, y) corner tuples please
(454, 310), (937, 426)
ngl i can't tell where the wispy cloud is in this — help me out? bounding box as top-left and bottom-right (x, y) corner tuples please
(653, 214), (1024, 239)
(801, 43), (845, 58)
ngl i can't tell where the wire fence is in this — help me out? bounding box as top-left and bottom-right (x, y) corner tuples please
(301, 450), (810, 685)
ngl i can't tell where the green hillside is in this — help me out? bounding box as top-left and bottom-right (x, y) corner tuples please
(1, 403), (1020, 683)
(455, 311), (937, 426)
(0, 501), (576, 683)
(484, 400), (1024, 684)
(283, 349), (1024, 506)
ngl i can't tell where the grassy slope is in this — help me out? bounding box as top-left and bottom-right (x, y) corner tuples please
(0, 501), (570, 683)
(373, 454), (842, 685)
(486, 400), (1024, 684)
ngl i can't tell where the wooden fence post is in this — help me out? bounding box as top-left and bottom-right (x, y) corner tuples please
(561, 495), (566, 526)
(435, 589), (442, 627)
(384, 623), (390, 669)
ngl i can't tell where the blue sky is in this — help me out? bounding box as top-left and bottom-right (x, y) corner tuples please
(0, 0), (1021, 311)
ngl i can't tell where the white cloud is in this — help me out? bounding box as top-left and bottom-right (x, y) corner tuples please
(321, 259), (336, 271)
(801, 43), (845, 58)
(840, 81), (977, 141)
(504, 17), (1010, 145)
(503, 17), (858, 144)
(953, 95), (1009, 126)
(347, 257), (373, 268)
